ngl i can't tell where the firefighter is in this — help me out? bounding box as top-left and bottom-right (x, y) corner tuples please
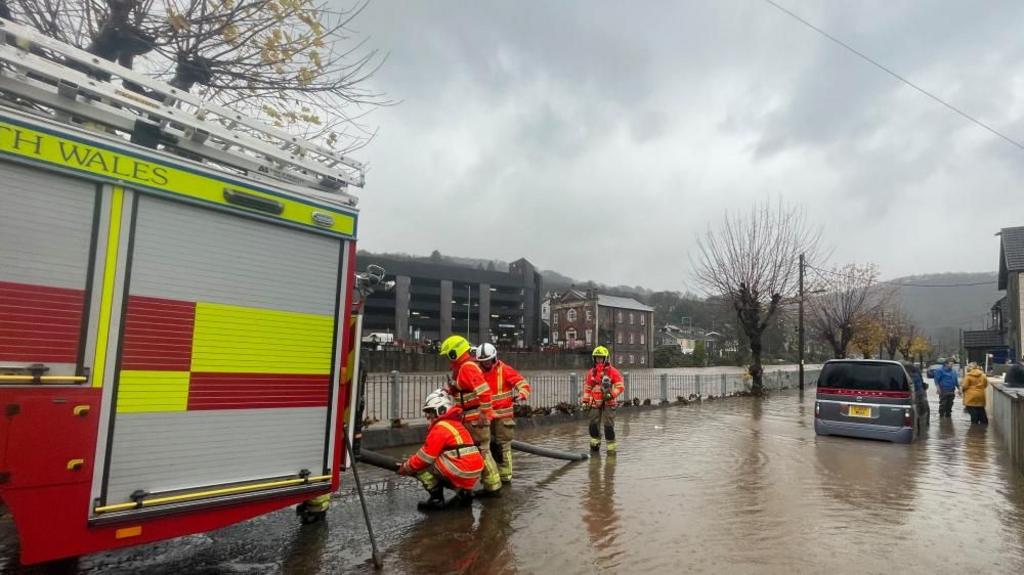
(397, 389), (483, 510)
(581, 346), (624, 453)
(438, 334), (503, 496)
(474, 342), (531, 483)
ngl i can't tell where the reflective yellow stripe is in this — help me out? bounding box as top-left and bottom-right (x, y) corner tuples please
(438, 454), (482, 479)
(493, 407), (514, 418)
(0, 120), (356, 237)
(497, 364), (505, 396)
(415, 448), (436, 464)
(191, 303), (333, 374)
(92, 187), (124, 388)
(436, 421), (466, 445)
(493, 391), (514, 401)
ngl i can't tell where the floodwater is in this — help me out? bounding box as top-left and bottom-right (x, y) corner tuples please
(3, 390), (1024, 574)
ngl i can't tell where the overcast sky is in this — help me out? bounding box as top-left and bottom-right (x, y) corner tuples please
(345, 0), (1023, 292)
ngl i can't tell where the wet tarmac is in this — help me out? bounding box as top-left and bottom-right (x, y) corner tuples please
(3, 389), (1024, 574)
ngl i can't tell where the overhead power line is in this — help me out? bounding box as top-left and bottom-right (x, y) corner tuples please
(804, 262), (997, 289)
(758, 0), (1024, 153)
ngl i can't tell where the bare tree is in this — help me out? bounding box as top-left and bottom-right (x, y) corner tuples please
(2, 0), (389, 152)
(807, 263), (889, 359)
(693, 200), (821, 395)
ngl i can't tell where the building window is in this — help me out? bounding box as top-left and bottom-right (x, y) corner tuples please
(552, 311), (559, 326)
(640, 333), (645, 345)
(629, 354), (635, 364)
(616, 331), (623, 344)
(640, 355), (646, 365)
(629, 333), (635, 344)
(629, 312), (635, 325)
(567, 309), (577, 322)
(617, 311), (623, 323)
(585, 308), (593, 322)
(585, 329), (593, 344)
(566, 328), (577, 343)
(641, 314), (646, 326)
(617, 355), (624, 364)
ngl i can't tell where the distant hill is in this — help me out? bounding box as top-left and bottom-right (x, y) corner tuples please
(890, 272), (1001, 353)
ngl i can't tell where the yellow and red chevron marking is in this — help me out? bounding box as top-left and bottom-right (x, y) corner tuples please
(117, 295), (334, 413)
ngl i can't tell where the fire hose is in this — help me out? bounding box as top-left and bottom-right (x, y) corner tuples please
(357, 440), (588, 472)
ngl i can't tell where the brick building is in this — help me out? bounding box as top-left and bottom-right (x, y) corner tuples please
(549, 288), (655, 367)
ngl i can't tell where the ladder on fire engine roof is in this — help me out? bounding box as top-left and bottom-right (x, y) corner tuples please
(0, 18), (364, 200)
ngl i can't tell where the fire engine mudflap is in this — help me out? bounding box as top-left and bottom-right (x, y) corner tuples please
(0, 19), (366, 566)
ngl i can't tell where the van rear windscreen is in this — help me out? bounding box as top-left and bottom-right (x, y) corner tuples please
(818, 363), (909, 392)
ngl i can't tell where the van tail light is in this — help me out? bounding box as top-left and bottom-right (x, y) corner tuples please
(903, 409), (912, 428)
(815, 402), (821, 419)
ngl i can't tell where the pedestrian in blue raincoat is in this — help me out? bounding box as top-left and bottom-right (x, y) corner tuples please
(934, 359), (960, 418)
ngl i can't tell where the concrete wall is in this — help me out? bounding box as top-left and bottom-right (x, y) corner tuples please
(363, 350), (593, 373)
(990, 382), (1024, 478)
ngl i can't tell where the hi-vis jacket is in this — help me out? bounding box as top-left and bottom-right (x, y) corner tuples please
(582, 364), (625, 408)
(483, 361), (531, 420)
(404, 406), (484, 490)
(447, 353), (493, 424)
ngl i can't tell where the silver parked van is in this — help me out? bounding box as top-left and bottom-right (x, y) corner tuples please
(815, 359), (920, 443)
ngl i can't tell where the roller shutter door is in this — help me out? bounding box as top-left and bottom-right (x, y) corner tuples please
(103, 195), (342, 504)
(0, 161), (95, 377)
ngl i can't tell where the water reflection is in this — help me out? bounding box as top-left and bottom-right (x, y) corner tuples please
(281, 522), (328, 575)
(582, 456), (621, 569)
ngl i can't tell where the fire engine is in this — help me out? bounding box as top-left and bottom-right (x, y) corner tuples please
(0, 19), (367, 565)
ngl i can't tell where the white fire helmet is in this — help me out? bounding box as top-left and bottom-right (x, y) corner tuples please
(422, 388), (454, 417)
(475, 342), (498, 363)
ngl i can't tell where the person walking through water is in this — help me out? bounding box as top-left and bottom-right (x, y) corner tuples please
(934, 358), (961, 418)
(581, 346), (624, 454)
(961, 362), (989, 425)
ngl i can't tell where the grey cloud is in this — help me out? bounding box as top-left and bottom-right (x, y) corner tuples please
(347, 0), (1024, 290)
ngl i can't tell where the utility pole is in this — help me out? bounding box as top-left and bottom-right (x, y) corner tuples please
(798, 253), (805, 391)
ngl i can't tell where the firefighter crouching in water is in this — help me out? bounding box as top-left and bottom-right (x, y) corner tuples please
(474, 343), (531, 483)
(398, 390), (483, 510)
(582, 346), (624, 453)
(439, 335), (503, 496)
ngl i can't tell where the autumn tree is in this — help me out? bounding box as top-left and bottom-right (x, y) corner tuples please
(896, 321), (920, 360)
(908, 336), (932, 365)
(881, 306), (911, 359)
(1, 0), (387, 151)
(850, 314), (886, 359)
(693, 200), (821, 395)
(807, 263), (889, 359)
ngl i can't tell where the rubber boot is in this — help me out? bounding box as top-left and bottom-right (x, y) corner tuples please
(499, 443), (513, 483)
(479, 450), (503, 494)
(450, 489), (474, 508)
(416, 487), (446, 511)
(606, 441), (617, 454)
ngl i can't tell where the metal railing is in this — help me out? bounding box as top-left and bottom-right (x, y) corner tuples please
(361, 367), (821, 427)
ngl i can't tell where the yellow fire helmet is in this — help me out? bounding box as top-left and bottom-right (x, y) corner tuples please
(592, 345), (610, 358)
(439, 334), (472, 360)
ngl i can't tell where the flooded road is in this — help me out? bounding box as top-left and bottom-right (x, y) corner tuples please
(4, 389), (1024, 574)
